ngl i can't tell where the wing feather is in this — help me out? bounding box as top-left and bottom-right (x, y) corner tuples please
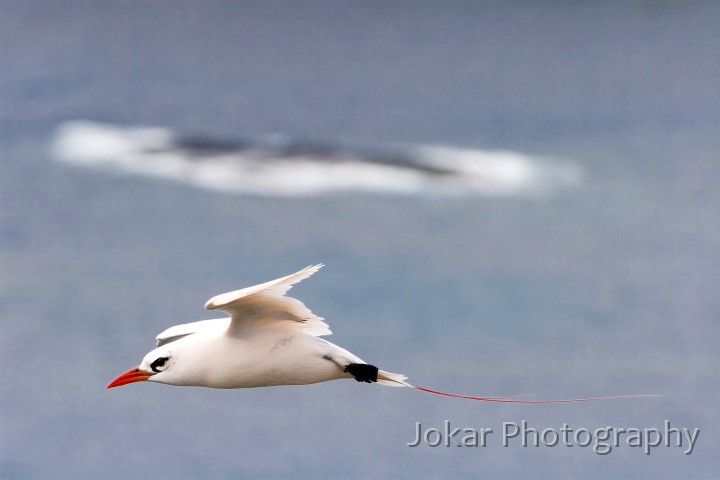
(155, 318), (230, 346)
(204, 264), (331, 337)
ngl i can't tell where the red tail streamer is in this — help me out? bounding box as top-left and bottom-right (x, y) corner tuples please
(413, 385), (660, 403)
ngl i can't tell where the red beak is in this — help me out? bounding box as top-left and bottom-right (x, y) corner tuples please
(106, 366), (153, 389)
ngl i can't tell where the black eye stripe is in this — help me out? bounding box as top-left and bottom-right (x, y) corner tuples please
(151, 356), (170, 373)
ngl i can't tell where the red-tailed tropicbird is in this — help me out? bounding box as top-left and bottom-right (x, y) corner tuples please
(107, 265), (658, 403)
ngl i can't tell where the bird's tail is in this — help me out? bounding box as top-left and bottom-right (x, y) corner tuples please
(377, 371), (660, 403)
(377, 370), (411, 387)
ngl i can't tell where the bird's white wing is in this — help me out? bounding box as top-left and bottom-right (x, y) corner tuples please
(204, 264), (331, 337)
(155, 318), (231, 346)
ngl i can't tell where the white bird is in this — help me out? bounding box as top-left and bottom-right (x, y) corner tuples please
(107, 265), (659, 404)
(107, 265), (408, 390)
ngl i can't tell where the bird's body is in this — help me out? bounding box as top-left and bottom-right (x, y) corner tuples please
(149, 324), (363, 388)
(108, 264), (407, 389)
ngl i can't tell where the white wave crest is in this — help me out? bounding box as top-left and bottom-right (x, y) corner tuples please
(51, 120), (582, 197)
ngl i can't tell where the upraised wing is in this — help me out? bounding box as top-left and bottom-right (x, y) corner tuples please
(204, 264), (331, 337)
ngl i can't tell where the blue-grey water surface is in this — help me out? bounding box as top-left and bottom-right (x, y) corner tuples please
(1, 1), (719, 478)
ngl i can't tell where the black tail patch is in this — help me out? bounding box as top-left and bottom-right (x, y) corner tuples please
(344, 363), (379, 383)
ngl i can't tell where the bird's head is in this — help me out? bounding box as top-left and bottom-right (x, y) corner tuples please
(106, 348), (174, 389)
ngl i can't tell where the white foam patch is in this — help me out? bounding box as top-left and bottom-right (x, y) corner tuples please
(51, 120), (582, 197)
(413, 146), (583, 196)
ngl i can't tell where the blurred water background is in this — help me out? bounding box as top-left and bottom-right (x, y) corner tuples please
(1, 1), (718, 478)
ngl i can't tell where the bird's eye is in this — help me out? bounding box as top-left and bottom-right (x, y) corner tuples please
(151, 356), (170, 373)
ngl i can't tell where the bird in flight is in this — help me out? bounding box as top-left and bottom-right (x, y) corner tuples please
(107, 265), (658, 403)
